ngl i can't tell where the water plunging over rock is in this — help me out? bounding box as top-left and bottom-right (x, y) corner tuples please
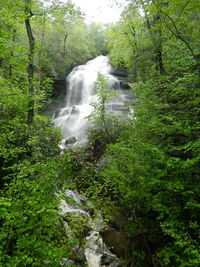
(53, 56), (129, 146)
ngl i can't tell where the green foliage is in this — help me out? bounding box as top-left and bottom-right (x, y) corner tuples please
(0, 0), (108, 82)
(0, 1), (106, 263)
(88, 73), (119, 142)
(0, 110), (75, 265)
(108, 0), (200, 77)
(0, 163), (67, 266)
(37, 4), (108, 78)
(1, 0), (200, 266)
(69, 1), (200, 264)
(0, 66), (73, 265)
(87, 74), (200, 266)
(88, 22), (108, 56)
(107, 6), (151, 75)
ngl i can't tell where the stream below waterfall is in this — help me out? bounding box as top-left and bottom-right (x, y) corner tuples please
(59, 190), (120, 267)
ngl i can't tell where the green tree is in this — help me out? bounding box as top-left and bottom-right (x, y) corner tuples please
(83, 0), (200, 265)
(88, 73), (119, 142)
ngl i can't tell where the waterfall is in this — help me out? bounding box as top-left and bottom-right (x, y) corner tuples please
(54, 57), (129, 265)
(53, 56), (127, 145)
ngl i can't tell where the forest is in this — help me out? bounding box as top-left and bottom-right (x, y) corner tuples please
(0, 0), (199, 266)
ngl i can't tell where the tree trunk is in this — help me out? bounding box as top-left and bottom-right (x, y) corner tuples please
(63, 33), (68, 54)
(38, 16), (46, 91)
(9, 28), (17, 77)
(25, 0), (35, 125)
(142, 2), (166, 75)
(129, 25), (140, 78)
(154, 26), (165, 75)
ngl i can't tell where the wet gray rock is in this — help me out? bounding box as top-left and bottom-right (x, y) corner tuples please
(71, 106), (79, 114)
(100, 254), (122, 267)
(110, 67), (128, 78)
(65, 136), (77, 145)
(106, 103), (128, 112)
(100, 227), (131, 259)
(60, 108), (70, 116)
(53, 109), (61, 118)
(119, 79), (130, 90)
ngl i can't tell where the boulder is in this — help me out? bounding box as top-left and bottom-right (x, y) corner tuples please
(53, 109), (61, 118)
(119, 79), (130, 90)
(110, 67), (128, 78)
(100, 228), (131, 258)
(65, 136), (77, 145)
(100, 254), (122, 266)
(71, 106), (79, 114)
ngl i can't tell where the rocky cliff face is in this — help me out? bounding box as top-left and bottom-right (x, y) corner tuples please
(52, 79), (66, 98)
(110, 67), (130, 90)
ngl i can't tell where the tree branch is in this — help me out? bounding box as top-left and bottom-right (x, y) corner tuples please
(153, 0), (200, 75)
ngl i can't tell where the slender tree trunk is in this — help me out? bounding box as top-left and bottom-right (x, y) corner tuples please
(101, 101), (111, 142)
(154, 25), (165, 75)
(63, 33), (68, 54)
(9, 28), (17, 77)
(25, 0), (35, 125)
(142, 2), (166, 75)
(38, 16), (46, 91)
(129, 25), (140, 78)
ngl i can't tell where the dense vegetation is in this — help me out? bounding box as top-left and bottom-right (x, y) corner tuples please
(0, 0), (200, 266)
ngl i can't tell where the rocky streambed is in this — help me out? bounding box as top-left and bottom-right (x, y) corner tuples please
(59, 189), (123, 267)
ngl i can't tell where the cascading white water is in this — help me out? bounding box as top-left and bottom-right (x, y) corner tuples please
(53, 56), (123, 145)
(54, 58), (128, 265)
(59, 190), (118, 267)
